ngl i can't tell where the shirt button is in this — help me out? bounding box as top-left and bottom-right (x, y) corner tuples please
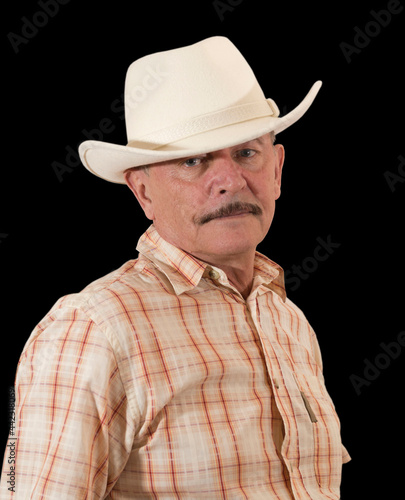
(209, 269), (220, 280)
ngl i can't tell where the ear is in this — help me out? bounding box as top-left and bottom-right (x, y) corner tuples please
(124, 169), (155, 220)
(273, 144), (285, 200)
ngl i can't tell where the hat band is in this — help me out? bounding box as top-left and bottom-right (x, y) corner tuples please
(127, 98), (279, 149)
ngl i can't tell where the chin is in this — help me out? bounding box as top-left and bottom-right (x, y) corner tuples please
(204, 229), (263, 256)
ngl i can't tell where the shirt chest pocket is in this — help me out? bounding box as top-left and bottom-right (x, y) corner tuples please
(297, 373), (339, 419)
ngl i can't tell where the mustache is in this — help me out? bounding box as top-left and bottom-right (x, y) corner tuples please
(195, 201), (262, 225)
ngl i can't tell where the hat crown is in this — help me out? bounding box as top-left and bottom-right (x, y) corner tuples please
(124, 37), (265, 147)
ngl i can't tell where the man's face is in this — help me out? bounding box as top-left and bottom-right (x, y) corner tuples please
(125, 134), (284, 263)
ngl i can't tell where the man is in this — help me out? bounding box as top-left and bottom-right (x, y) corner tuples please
(0, 37), (350, 498)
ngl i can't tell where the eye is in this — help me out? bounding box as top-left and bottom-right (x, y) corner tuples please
(182, 157), (204, 167)
(237, 149), (256, 158)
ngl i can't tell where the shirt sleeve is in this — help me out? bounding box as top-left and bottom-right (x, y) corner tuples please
(0, 304), (136, 499)
(310, 326), (351, 465)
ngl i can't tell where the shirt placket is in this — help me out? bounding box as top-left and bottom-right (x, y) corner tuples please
(246, 287), (319, 500)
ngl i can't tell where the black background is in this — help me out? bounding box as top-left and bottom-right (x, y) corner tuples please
(2, 1), (404, 498)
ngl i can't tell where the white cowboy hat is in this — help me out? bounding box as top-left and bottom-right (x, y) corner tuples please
(79, 36), (322, 184)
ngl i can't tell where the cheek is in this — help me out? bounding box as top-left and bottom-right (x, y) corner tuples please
(254, 171), (276, 205)
(254, 174), (278, 228)
(153, 181), (199, 226)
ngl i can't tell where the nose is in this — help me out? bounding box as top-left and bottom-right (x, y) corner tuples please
(208, 151), (247, 196)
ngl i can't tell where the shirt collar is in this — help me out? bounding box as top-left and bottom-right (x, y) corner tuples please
(136, 225), (286, 302)
(252, 252), (286, 302)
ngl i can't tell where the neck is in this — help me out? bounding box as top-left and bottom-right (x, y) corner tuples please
(226, 268), (254, 299)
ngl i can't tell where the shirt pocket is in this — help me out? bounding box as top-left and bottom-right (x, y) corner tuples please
(299, 373), (332, 405)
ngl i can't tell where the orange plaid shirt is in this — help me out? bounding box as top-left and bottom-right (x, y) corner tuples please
(1, 225), (350, 499)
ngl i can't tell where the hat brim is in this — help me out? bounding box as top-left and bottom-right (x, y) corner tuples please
(79, 81), (322, 184)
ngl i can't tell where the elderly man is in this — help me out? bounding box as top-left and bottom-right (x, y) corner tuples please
(1, 37), (350, 498)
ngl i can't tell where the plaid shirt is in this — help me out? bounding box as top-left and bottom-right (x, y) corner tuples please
(1, 225), (350, 499)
